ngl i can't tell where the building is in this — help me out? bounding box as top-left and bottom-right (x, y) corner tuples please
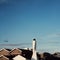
(13, 55), (26, 60)
(0, 55), (9, 60)
(0, 48), (10, 56)
(53, 52), (60, 58)
(10, 48), (22, 56)
(20, 48), (32, 59)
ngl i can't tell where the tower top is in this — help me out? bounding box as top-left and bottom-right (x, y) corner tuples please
(33, 38), (36, 41)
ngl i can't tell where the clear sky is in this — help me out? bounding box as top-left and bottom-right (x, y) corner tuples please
(0, 0), (60, 53)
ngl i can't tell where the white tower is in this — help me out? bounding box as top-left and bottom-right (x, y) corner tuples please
(33, 39), (36, 52)
(31, 39), (38, 60)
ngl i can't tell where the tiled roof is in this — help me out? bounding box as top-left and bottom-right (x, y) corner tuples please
(10, 48), (22, 56)
(0, 48), (10, 56)
(0, 55), (9, 60)
(0, 48), (33, 60)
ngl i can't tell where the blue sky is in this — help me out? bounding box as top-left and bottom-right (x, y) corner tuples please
(0, 0), (60, 53)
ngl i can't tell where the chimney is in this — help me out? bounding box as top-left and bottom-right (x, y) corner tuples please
(32, 38), (36, 52)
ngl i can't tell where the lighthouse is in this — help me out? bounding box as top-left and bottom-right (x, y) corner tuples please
(32, 39), (36, 52)
(31, 39), (38, 60)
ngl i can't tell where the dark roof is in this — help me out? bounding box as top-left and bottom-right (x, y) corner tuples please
(19, 48), (32, 59)
(5, 49), (11, 51)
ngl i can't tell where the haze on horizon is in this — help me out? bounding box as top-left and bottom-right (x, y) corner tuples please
(0, 0), (60, 53)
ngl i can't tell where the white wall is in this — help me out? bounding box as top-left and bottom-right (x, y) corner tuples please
(13, 55), (26, 60)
